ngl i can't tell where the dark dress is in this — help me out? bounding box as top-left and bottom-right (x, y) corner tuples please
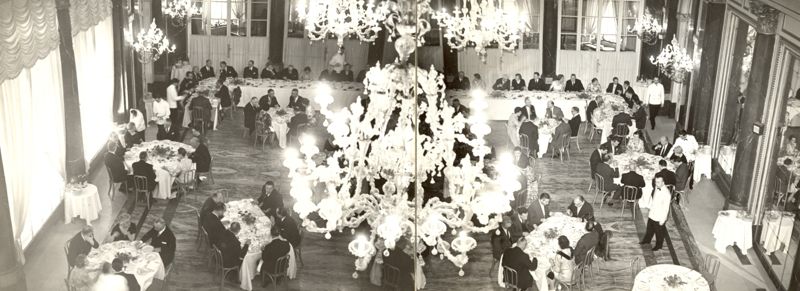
(216, 85), (232, 108)
(110, 222), (137, 241)
(244, 103), (259, 131)
(190, 143), (211, 172)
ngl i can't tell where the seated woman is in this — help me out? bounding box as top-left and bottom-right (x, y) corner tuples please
(549, 75), (565, 92)
(174, 148), (195, 183)
(190, 137), (211, 177)
(511, 74), (526, 91)
(669, 146), (689, 164)
(109, 213), (136, 241)
(123, 122), (143, 149)
(548, 235), (576, 288)
(586, 78), (603, 93)
(627, 132), (645, 152)
(69, 254), (99, 291)
(784, 135), (798, 156)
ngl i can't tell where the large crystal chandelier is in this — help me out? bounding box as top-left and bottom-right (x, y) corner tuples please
(162, 0), (200, 27)
(130, 20), (176, 64)
(295, 0), (392, 47)
(434, 0), (528, 58)
(627, 10), (663, 45)
(283, 21), (519, 277)
(650, 38), (693, 83)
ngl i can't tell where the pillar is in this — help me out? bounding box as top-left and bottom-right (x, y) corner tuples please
(0, 150), (26, 291)
(729, 32), (776, 206)
(720, 21), (751, 145)
(687, 2), (725, 143)
(268, 0), (285, 64)
(541, 0), (558, 77)
(112, 0), (130, 122)
(56, 0), (87, 177)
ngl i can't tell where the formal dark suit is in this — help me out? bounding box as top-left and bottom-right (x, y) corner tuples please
(501, 247), (537, 290)
(200, 66), (215, 79)
(119, 272), (140, 291)
(261, 68), (277, 79)
(569, 115), (581, 137)
(491, 227), (513, 260)
(453, 77), (470, 90)
(261, 239), (291, 275)
(670, 154), (688, 165)
(219, 230), (249, 268)
(287, 113), (309, 146)
(567, 202), (594, 221)
(200, 197), (219, 217)
(550, 122), (571, 152)
(202, 211), (226, 246)
(526, 199), (550, 228)
(493, 78), (511, 91)
(243, 66), (259, 78)
(565, 79), (584, 92)
(179, 78), (197, 94)
(655, 169), (677, 186)
(612, 112), (633, 127)
(284, 68), (300, 80)
(519, 121), (539, 158)
(67, 233), (99, 266)
(574, 231), (600, 265)
(132, 160), (157, 191)
(288, 95), (310, 109)
(528, 78), (546, 91)
(586, 100), (598, 124)
(596, 162), (620, 192)
(124, 131), (144, 148)
(621, 171), (646, 199)
(633, 107), (647, 129)
(384, 249), (414, 290)
(590, 149), (603, 177)
(220, 66), (238, 79)
(675, 163), (690, 191)
(216, 85), (232, 108)
(259, 94), (279, 109)
(601, 141), (621, 155)
(452, 104), (470, 117)
(511, 79), (526, 91)
(652, 143), (672, 157)
(190, 143), (211, 172)
(521, 104), (536, 120)
(606, 83), (623, 94)
(509, 213), (527, 242)
(278, 216), (301, 247)
(105, 152), (129, 183)
(337, 70), (353, 82)
(141, 227), (176, 266)
(621, 86), (635, 97)
(257, 189), (284, 213)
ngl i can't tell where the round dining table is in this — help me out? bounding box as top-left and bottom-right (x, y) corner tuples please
(64, 184), (102, 225)
(221, 198), (277, 291)
(632, 264), (709, 291)
(85, 240), (166, 290)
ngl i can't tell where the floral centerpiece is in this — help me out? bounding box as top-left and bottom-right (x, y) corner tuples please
(663, 274), (686, 288)
(230, 78), (246, 86)
(224, 199), (273, 251)
(543, 228), (559, 240)
(67, 174), (89, 190)
(148, 144), (177, 160)
(536, 118), (559, 137)
(276, 109), (288, 116)
(650, 38), (694, 83)
(629, 11), (663, 45)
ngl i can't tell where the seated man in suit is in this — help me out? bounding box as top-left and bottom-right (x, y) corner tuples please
(493, 75), (511, 91)
(219, 222), (250, 268)
(596, 154), (621, 205)
(655, 160), (677, 187)
(243, 60), (259, 79)
(112, 258), (140, 291)
(601, 137), (622, 155)
(550, 118), (571, 157)
(565, 74), (584, 92)
(621, 80), (635, 96)
(275, 207), (301, 248)
(574, 220), (601, 265)
(675, 158), (690, 192)
(200, 59), (215, 79)
(652, 136), (673, 157)
(123, 122), (144, 149)
(201, 192), (224, 217)
(526, 193), (551, 229)
(491, 216), (515, 263)
(518, 115), (539, 158)
(261, 226), (291, 287)
(132, 151), (157, 193)
(451, 71), (470, 90)
(219, 61), (238, 78)
(624, 91), (642, 107)
(258, 181), (284, 215)
(501, 237), (537, 290)
(590, 145), (609, 178)
(259, 89), (279, 109)
(104, 141), (132, 191)
(202, 203), (227, 246)
(287, 89), (310, 109)
(606, 77), (623, 94)
(568, 107), (581, 137)
(669, 146), (689, 164)
(632, 101), (648, 132)
(383, 238), (415, 290)
(189, 137), (211, 176)
(586, 96), (602, 126)
(621, 166), (646, 200)
(287, 106), (310, 147)
(68, 226), (99, 267)
(451, 99), (470, 117)
(527, 72), (546, 91)
(284, 65), (300, 80)
(611, 111), (632, 137)
(545, 101), (564, 120)
(509, 207), (529, 242)
(567, 195), (594, 221)
(140, 217), (176, 267)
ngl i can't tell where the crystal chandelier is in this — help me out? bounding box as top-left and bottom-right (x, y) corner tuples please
(295, 0), (392, 47)
(434, 0), (528, 58)
(283, 24), (519, 277)
(162, 0), (200, 27)
(130, 20), (176, 64)
(650, 38), (693, 83)
(628, 10), (663, 45)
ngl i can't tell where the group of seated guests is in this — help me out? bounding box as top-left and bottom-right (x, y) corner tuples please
(67, 216), (177, 291)
(199, 181), (301, 286)
(493, 193), (608, 290)
(241, 88), (325, 147)
(177, 58), (367, 83)
(510, 98), (584, 159)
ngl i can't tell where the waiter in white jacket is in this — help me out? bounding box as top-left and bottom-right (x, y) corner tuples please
(640, 176), (671, 251)
(644, 77), (665, 130)
(165, 78), (185, 127)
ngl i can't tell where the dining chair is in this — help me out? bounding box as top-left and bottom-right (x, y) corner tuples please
(262, 254), (291, 290)
(64, 239), (73, 276)
(613, 124), (630, 145)
(592, 173), (611, 207)
(629, 256), (642, 288)
(675, 175), (692, 205)
(253, 121), (271, 150)
(160, 263), (174, 291)
(570, 134), (581, 152)
(501, 266), (520, 290)
(192, 110), (209, 136)
(701, 254), (720, 288)
(382, 263), (401, 291)
(132, 175), (151, 209)
(197, 157), (215, 184)
(195, 209), (207, 251)
(520, 134), (530, 158)
(554, 264), (584, 291)
(212, 246), (239, 291)
(295, 229), (305, 267)
(105, 165), (127, 201)
(588, 125), (603, 143)
(176, 169), (196, 201)
(621, 185), (640, 219)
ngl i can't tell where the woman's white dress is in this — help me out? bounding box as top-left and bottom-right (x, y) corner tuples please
(329, 52), (346, 73)
(507, 113), (521, 147)
(550, 81), (564, 92)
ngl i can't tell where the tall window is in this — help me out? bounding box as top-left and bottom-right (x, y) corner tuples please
(560, 0), (639, 52)
(522, 0), (542, 49)
(287, 0), (304, 37)
(191, 0), (269, 37)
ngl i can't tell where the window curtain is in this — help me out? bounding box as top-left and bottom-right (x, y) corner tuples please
(74, 16), (115, 168)
(0, 0), (60, 82)
(0, 48), (67, 260)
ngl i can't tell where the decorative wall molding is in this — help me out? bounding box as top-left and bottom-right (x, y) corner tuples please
(748, 0), (781, 34)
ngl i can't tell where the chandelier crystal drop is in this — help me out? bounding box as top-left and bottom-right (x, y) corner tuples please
(434, 0), (528, 58)
(283, 25), (518, 275)
(628, 10), (663, 45)
(650, 38), (694, 83)
(162, 0), (200, 27)
(131, 20), (176, 64)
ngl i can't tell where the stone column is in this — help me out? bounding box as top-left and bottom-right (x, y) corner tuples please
(268, 0), (285, 64)
(687, 2), (725, 143)
(541, 0), (558, 77)
(112, 0), (130, 123)
(56, 0), (87, 177)
(719, 21), (750, 146)
(0, 150), (26, 291)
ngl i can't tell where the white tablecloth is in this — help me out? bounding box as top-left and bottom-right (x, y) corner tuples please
(711, 210), (753, 252)
(85, 241), (166, 290)
(632, 264), (709, 291)
(170, 65), (193, 83)
(64, 184), (102, 224)
(610, 152), (675, 209)
(496, 213), (586, 291)
(760, 211), (795, 254)
(124, 141), (195, 200)
(197, 78), (364, 111)
(694, 146), (712, 181)
(446, 90), (599, 121)
(590, 95), (635, 144)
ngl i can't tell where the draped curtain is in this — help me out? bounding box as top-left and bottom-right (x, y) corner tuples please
(0, 49), (67, 257)
(74, 16), (115, 168)
(0, 0), (60, 82)
(70, 0), (112, 36)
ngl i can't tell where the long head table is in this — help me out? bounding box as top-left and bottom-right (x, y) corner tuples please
(445, 90), (618, 121)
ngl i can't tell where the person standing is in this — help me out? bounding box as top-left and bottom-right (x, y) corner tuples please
(640, 176), (671, 251)
(152, 96), (171, 139)
(507, 108), (523, 147)
(644, 77), (665, 130)
(166, 79), (185, 128)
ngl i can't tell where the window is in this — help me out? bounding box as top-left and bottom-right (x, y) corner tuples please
(424, 0), (442, 46)
(191, 0), (269, 37)
(287, 0), (304, 38)
(522, 0), (541, 49)
(560, 0), (638, 52)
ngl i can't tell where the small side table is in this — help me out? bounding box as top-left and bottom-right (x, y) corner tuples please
(64, 184), (102, 225)
(711, 210), (753, 253)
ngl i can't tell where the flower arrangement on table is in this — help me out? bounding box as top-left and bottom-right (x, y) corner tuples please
(229, 78), (246, 86)
(650, 38), (694, 83)
(67, 174), (89, 190)
(663, 274), (686, 288)
(629, 10), (663, 45)
(225, 199), (273, 251)
(536, 118), (559, 137)
(543, 228), (560, 240)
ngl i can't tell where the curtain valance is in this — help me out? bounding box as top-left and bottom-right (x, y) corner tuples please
(0, 0), (60, 83)
(70, 0), (112, 36)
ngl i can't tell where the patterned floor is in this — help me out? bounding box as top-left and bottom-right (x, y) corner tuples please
(117, 115), (694, 291)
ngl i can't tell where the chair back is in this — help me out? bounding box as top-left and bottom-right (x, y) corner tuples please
(180, 169), (196, 185)
(219, 189), (230, 202)
(622, 185), (638, 201)
(271, 254), (291, 275)
(520, 134), (530, 156)
(629, 256), (642, 279)
(703, 254), (720, 279)
(105, 164), (115, 182)
(64, 239), (72, 274)
(560, 132), (571, 150)
(601, 230), (613, 260)
(133, 175), (149, 194)
(502, 266), (520, 289)
(594, 173), (606, 191)
(382, 263), (401, 289)
(195, 208), (202, 227)
(584, 246), (597, 266)
(776, 175), (786, 194)
(255, 121), (267, 136)
(192, 109), (209, 122)
(613, 123), (629, 136)
(211, 246), (224, 270)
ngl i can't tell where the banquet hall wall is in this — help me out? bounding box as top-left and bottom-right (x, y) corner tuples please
(702, 0), (800, 289)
